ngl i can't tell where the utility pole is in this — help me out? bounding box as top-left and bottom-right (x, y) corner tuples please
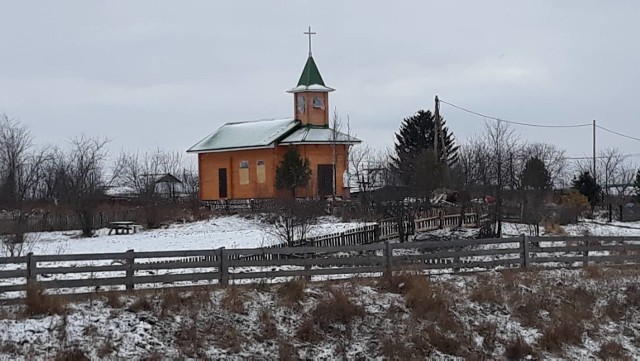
(434, 95), (440, 162)
(592, 119), (597, 180)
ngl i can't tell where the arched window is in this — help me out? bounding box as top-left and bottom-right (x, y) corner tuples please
(239, 160), (249, 185)
(257, 160), (266, 184)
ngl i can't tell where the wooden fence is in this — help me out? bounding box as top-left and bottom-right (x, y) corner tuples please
(1, 235), (639, 303)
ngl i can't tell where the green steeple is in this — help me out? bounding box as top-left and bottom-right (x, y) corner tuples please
(297, 56), (326, 86)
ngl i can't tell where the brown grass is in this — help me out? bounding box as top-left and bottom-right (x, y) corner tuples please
(543, 221), (566, 235)
(295, 317), (322, 342)
(174, 320), (204, 357)
(597, 340), (628, 360)
(103, 292), (123, 308)
(277, 278), (307, 308)
(277, 338), (297, 361)
(24, 282), (67, 316)
(539, 317), (583, 352)
(97, 340), (116, 358)
(310, 287), (366, 333)
(127, 295), (154, 313)
(475, 322), (497, 353)
(377, 272), (425, 294)
(257, 307), (278, 341)
(220, 286), (247, 314)
(504, 337), (533, 360)
(470, 282), (504, 305)
(209, 320), (245, 353)
(54, 345), (89, 361)
(625, 284), (640, 307)
(404, 277), (455, 330)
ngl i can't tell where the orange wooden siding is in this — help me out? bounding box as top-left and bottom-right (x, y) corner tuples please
(198, 144), (350, 201)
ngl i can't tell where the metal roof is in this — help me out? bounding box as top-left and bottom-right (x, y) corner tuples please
(280, 126), (361, 145)
(287, 56), (335, 93)
(187, 118), (298, 153)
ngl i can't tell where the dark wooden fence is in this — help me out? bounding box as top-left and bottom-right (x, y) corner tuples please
(1, 235), (639, 303)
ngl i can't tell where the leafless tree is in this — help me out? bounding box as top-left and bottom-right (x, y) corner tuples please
(267, 199), (322, 246)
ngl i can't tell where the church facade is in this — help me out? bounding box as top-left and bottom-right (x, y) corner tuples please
(187, 47), (360, 201)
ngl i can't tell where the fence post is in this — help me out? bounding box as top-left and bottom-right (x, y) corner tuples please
(439, 211), (444, 229)
(125, 249), (135, 291)
(453, 246), (461, 273)
(374, 224), (380, 243)
(303, 241), (311, 281)
(383, 241), (393, 277)
(520, 234), (530, 268)
(582, 239), (589, 267)
(26, 252), (36, 283)
(219, 247), (229, 286)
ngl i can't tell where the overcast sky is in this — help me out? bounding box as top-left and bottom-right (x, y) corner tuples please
(1, 1), (639, 162)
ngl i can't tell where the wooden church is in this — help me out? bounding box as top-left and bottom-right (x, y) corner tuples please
(187, 31), (360, 201)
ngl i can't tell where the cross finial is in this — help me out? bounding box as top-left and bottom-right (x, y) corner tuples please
(304, 26), (316, 56)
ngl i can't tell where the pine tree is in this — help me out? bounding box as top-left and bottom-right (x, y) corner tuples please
(390, 110), (458, 186)
(572, 171), (601, 208)
(521, 157), (552, 190)
(634, 168), (640, 203)
(275, 147), (311, 198)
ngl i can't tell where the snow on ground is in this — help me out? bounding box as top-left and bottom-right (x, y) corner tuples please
(22, 215), (368, 256)
(1, 267), (639, 359)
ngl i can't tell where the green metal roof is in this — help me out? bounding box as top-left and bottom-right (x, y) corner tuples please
(297, 56), (326, 86)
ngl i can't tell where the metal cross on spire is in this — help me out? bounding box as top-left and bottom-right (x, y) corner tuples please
(304, 26), (316, 56)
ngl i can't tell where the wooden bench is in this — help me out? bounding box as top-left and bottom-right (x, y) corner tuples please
(108, 221), (138, 235)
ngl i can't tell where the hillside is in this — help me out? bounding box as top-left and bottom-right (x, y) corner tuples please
(1, 267), (638, 359)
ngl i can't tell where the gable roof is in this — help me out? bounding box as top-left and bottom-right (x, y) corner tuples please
(280, 126), (361, 145)
(187, 118), (298, 153)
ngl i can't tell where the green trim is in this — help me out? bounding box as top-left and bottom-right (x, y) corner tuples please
(297, 56), (326, 86)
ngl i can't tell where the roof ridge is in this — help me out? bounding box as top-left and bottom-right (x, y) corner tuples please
(225, 117), (294, 125)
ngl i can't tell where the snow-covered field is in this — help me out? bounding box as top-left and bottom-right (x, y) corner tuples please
(15, 215), (368, 256)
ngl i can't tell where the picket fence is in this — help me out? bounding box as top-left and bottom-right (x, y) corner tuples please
(1, 235), (639, 303)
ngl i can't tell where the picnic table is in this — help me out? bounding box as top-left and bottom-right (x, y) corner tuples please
(108, 221), (138, 235)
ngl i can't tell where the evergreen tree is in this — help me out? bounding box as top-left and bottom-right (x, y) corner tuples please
(521, 157), (552, 190)
(275, 147), (311, 198)
(390, 110), (458, 186)
(634, 168), (640, 203)
(572, 171), (601, 208)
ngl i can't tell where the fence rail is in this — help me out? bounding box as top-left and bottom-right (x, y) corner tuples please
(1, 235), (639, 303)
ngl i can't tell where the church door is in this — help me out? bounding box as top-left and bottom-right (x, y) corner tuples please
(317, 164), (334, 197)
(218, 168), (228, 198)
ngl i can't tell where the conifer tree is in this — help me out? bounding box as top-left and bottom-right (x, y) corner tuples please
(521, 157), (552, 190)
(572, 171), (601, 208)
(275, 147), (311, 198)
(390, 110), (458, 186)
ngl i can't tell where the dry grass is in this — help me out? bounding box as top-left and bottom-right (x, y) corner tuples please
(539, 317), (583, 352)
(24, 282), (67, 316)
(377, 272), (425, 294)
(597, 340), (628, 360)
(220, 286), (247, 314)
(53, 345), (89, 361)
(103, 292), (123, 308)
(209, 320), (245, 353)
(543, 221), (566, 235)
(310, 287), (366, 334)
(470, 282), (504, 305)
(277, 338), (297, 361)
(276, 278), (307, 308)
(257, 307), (278, 341)
(97, 340), (116, 358)
(475, 322), (498, 353)
(127, 295), (154, 313)
(295, 317), (322, 342)
(404, 277), (453, 327)
(174, 319), (204, 358)
(504, 337), (533, 360)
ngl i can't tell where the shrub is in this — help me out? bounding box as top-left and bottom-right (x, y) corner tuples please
(504, 337), (533, 360)
(310, 288), (366, 333)
(220, 287), (247, 314)
(127, 295), (154, 313)
(103, 292), (123, 308)
(277, 278), (306, 308)
(54, 345), (89, 361)
(24, 282), (66, 316)
(597, 340), (627, 359)
(257, 308), (278, 341)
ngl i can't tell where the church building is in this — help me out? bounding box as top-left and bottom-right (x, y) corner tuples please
(187, 31), (360, 201)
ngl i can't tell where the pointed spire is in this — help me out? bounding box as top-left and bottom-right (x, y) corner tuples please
(297, 56), (325, 87)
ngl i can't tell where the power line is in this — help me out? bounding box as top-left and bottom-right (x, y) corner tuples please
(566, 153), (640, 160)
(596, 125), (640, 143)
(439, 99), (592, 128)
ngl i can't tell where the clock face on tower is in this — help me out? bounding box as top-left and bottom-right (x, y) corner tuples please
(313, 96), (325, 109)
(297, 95), (306, 114)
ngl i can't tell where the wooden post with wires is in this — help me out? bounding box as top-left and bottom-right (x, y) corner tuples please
(592, 119), (597, 180)
(434, 95), (440, 161)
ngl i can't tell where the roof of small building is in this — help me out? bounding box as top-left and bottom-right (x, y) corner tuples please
(187, 118), (298, 153)
(280, 126), (361, 145)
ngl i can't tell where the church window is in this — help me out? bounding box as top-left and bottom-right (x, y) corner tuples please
(297, 95), (306, 113)
(257, 160), (266, 183)
(313, 96), (324, 109)
(239, 160), (249, 185)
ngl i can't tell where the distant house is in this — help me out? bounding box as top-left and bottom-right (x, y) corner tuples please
(187, 47), (360, 201)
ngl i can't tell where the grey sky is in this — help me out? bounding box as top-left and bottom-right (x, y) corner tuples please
(1, 1), (639, 162)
